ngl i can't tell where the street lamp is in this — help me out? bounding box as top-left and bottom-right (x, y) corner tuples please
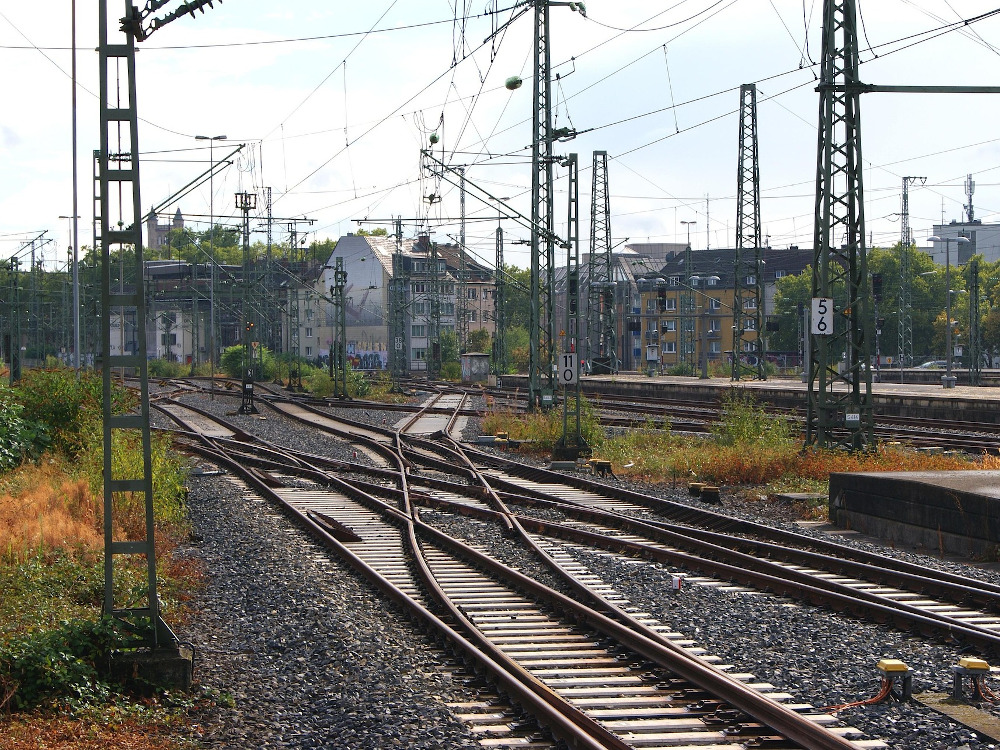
(681, 220), (697, 249)
(195, 135), (227, 397)
(927, 235), (970, 389)
(690, 275), (721, 379)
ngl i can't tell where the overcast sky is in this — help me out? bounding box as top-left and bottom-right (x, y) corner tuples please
(3, 1), (1000, 271)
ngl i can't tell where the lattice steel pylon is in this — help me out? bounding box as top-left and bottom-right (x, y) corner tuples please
(456, 168), (469, 352)
(529, 0), (555, 409)
(732, 84), (766, 381)
(8, 258), (20, 386)
(679, 243), (694, 368)
(236, 191), (259, 414)
(330, 258), (348, 398)
(807, 0), (873, 451)
(587, 151), (617, 374)
(969, 258), (982, 386)
(555, 154), (586, 459)
(897, 176), (924, 376)
(286, 286), (302, 391)
(428, 240), (442, 378)
(98, 0), (224, 647)
(493, 226), (507, 375)
(389, 218), (407, 389)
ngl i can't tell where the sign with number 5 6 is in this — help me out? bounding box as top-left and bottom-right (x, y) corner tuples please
(811, 298), (834, 335)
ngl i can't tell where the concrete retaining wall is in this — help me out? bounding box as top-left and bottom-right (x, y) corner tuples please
(828, 471), (1000, 559)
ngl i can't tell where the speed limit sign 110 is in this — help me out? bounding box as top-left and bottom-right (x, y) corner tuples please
(559, 353), (578, 386)
(811, 298), (834, 336)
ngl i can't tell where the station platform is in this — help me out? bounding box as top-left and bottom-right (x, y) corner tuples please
(498, 372), (1000, 424)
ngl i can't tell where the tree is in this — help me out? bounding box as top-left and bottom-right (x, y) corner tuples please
(502, 265), (531, 329)
(770, 268), (813, 354)
(466, 328), (491, 354)
(506, 325), (530, 373)
(439, 329), (459, 364)
(308, 238), (338, 265)
(164, 225), (241, 265)
(357, 228), (388, 237)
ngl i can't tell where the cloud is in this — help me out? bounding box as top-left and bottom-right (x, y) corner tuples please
(0, 126), (21, 149)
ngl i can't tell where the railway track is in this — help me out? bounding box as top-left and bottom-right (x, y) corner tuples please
(154, 395), (893, 749)
(157, 390), (1000, 659)
(147, 386), (1000, 746)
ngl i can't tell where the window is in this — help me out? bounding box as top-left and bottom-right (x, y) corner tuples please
(413, 302), (426, 315)
(743, 318), (756, 331)
(305, 308), (314, 319)
(663, 320), (677, 332)
(442, 303), (455, 315)
(709, 341), (721, 354)
(646, 298), (657, 313)
(160, 333), (177, 346)
(709, 298), (721, 310)
(468, 289), (478, 299)
(774, 270), (786, 279)
(411, 324), (426, 337)
(412, 348), (426, 360)
(442, 283), (455, 295)
(442, 324), (455, 333)
(411, 282), (427, 294)
(707, 277), (718, 286)
(470, 310), (477, 322)
(743, 340), (755, 352)
(745, 275), (756, 286)
(668, 276), (680, 286)
(743, 298), (757, 310)
(663, 341), (677, 354)
(305, 327), (313, 338)
(305, 346), (312, 356)
(709, 319), (721, 332)
(666, 298), (677, 311)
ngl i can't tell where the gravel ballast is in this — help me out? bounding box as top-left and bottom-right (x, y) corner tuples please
(168, 393), (1000, 749)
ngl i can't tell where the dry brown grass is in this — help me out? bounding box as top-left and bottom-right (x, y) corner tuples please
(0, 713), (184, 750)
(0, 462), (100, 561)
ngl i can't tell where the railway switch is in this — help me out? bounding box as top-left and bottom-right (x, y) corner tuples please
(876, 659), (912, 701)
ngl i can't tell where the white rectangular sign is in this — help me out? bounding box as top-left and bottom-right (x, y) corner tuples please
(811, 298), (834, 335)
(559, 352), (578, 386)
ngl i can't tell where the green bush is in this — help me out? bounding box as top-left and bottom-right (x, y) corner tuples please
(14, 370), (130, 457)
(666, 362), (697, 377)
(219, 345), (276, 381)
(147, 358), (188, 378)
(304, 366), (373, 399)
(304, 369), (334, 398)
(712, 388), (792, 448)
(0, 387), (48, 470)
(0, 617), (121, 711)
(440, 361), (461, 381)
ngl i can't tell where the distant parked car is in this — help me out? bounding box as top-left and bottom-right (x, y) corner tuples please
(917, 360), (947, 369)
